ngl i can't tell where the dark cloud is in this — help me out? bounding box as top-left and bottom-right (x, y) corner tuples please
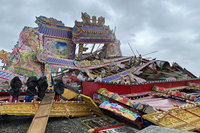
(0, 0), (200, 76)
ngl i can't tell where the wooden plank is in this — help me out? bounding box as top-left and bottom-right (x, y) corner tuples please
(27, 92), (55, 133)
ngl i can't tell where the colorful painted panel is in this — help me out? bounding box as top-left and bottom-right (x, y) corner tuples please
(18, 27), (39, 52)
(35, 16), (65, 27)
(14, 67), (37, 77)
(55, 41), (68, 56)
(102, 69), (131, 82)
(106, 43), (122, 58)
(43, 37), (75, 59)
(152, 86), (197, 101)
(2, 26), (44, 77)
(98, 88), (146, 112)
(36, 16), (73, 39)
(0, 70), (23, 81)
(72, 12), (116, 44)
(99, 101), (140, 121)
(187, 82), (200, 89)
(93, 93), (110, 105)
(38, 24), (72, 39)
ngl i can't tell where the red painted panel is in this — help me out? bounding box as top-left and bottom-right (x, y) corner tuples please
(130, 84), (154, 93)
(81, 81), (131, 97)
(82, 78), (200, 97)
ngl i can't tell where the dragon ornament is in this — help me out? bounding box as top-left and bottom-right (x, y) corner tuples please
(0, 50), (11, 64)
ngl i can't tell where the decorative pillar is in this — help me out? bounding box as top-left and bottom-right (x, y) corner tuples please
(102, 44), (108, 58)
(44, 64), (53, 87)
(78, 44), (83, 60)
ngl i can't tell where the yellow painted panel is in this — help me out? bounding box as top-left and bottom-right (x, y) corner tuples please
(143, 106), (200, 131)
(62, 89), (79, 100)
(0, 101), (94, 117)
(81, 94), (104, 116)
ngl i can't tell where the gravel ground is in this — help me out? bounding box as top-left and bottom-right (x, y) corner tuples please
(0, 115), (138, 133)
(0, 116), (91, 133)
(46, 116), (91, 133)
(0, 115), (33, 133)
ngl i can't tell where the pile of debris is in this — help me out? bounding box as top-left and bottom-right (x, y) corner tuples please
(0, 13), (200, 132)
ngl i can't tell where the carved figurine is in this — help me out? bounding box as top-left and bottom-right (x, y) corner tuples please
(82, 12), (90, 24)
(98, 16), (105, 26)
(119, 75), (125, 84)
(92, 16), (96, 24)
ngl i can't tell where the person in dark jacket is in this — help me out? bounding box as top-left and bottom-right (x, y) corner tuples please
(25, 76), (37, 102)
(8, 76), (22, 102)
(36, 76), (48, 101)
(54, 78), (65, 101)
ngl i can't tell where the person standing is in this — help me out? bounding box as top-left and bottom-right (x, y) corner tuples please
(36, 76), (48, 101)
(25, 76), (37, 102)
(22, 74), (28, 89)
(62, 74), (69, 85)
(54, 78), (65, 101)
(8, 76), (22, 102)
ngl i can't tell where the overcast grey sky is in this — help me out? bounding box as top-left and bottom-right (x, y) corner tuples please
(0, 0), (200, 76)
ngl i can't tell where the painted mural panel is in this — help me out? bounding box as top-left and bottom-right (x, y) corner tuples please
(3, 26), (44, 77)
(18, 27), (39, 52)
(106, 42), (122, 58)
(43, 37), (75, 59)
